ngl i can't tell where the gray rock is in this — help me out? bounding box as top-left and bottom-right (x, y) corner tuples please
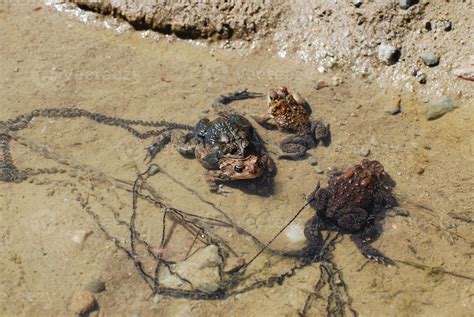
(85, 279), (106, 293)
(421, 52), (440, 67)
(308, 158), (318, 166)
(378, 44), (400, 65)
(425, 96), (458, 120)
(399, 0), (415, 10)
(359, 147), (370, 157)
(161, 245), (223, 293)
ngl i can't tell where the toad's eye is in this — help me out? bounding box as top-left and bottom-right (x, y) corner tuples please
(234, 165), (244, 173)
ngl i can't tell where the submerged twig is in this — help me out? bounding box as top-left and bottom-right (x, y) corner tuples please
(395, 259), (474, 281)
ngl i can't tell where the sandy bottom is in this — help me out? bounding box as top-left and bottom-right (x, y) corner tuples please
(0, 4), (473, 317)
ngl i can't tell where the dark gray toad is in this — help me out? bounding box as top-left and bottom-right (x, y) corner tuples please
(146, 90), (275, 193)
(175, 113), (274, 192)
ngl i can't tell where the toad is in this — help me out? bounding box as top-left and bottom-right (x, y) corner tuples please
(305, 159), (396, 265)
(252, 86), (330, 159)
(174, 113), (274, 192)
(146, 90), (275, 193)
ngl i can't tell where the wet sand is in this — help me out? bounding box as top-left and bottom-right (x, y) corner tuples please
(0, 3), (473, 316)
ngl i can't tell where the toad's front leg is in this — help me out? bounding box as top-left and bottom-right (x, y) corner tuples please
(173, 131), (196, 158)
(310, 119), (330, 145)
(205, 170), (232, 194)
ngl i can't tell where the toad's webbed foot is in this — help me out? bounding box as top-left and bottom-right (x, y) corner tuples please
(145, 131), (172, 163)
(351, 225), (395, 266)
(278, 134), (314, 160)
(206, 171), (231, 194)
(213, 89), (264, 115)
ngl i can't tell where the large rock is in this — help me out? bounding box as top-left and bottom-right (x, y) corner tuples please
(70, 0), (283, 40)
(425, 96), (458, 120)
(160, 245), (223, 293)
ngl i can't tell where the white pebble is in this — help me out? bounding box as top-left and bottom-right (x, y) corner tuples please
(285, 224), (306, 243)
(71, 230), (92, 244)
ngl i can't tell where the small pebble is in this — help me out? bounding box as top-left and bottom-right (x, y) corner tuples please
(147, 164), (160, 176)
(352, 0), (363, 8)
(315, 81), (329, 90)
(378, 44), (400, 65)
(313, 165), (324, 174)
(359, 147), (370, 157)
(416, 166), (425, 175)
(384, 97), (401, 115)
(69, 291), (97, 315)
(152, 294), (161, 304)
(443, 20), (452, 31)
(399, 0), (415, 10)
(416, 73), (427, 84)
(71, 230), (93, 244)
(425, 96), (458, 120)
(13, 67), (19, 72)
(285, 224), (306, 243)
(85, 279), (106, 294)
(308, 158), (318, 166)
(421, 52), (440, 67)
(332, 76), (343, 86)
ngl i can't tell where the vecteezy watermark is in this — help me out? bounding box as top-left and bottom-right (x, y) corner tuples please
(30, 67), (140, 88)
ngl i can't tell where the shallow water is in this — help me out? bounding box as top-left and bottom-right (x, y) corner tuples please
(0, 3), (473, 316)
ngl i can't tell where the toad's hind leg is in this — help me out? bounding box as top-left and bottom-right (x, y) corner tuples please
(278, 135), (313, 160)
(350, 225), (395, 266)
(299, 216), (325, 259)
(336, 207), (368, 232)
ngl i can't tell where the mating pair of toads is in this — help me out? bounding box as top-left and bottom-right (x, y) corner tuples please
(148, 87), (397, 265)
